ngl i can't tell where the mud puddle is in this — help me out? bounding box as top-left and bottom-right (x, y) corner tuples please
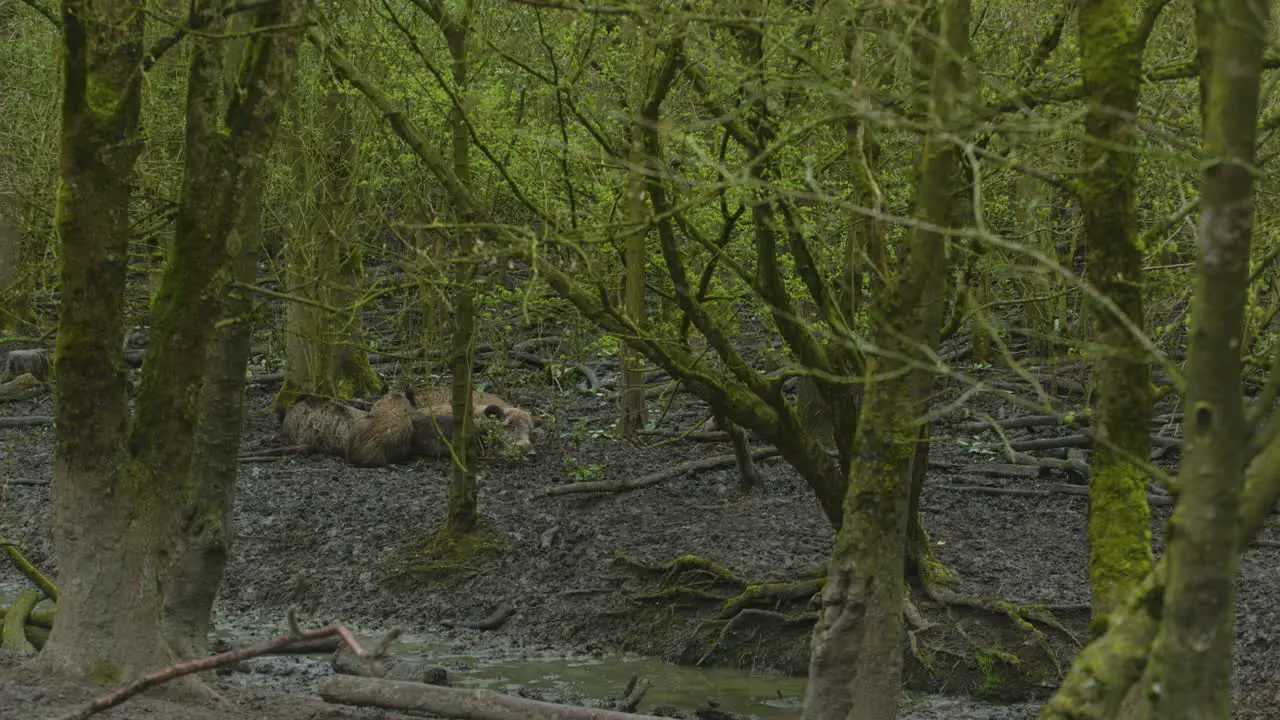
(212, 626), (1041, 720)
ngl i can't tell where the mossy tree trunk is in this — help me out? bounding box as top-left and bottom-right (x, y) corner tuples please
(277, 42), (379, 409)
(37, 0), (157, 684)
(1077, 0), (1158, 621)
(0, 217), (31, 333)
(416, 0), (481, 534)
(1139, 0), (1267, 714)
(1039, 2), (1271, 715)
(618, 133), (649, 440)
(161, 0), (306, 662)
(1039, 444), (1280, 718)
(317, 68), (379, 397)
(803, 0), (968, 717)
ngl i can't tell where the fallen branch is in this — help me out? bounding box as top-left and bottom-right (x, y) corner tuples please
(237, 455), (293, 464)
(930, 483), (1174, 507)
(1005, 451), (1090, 475)
(440, 604), (515, 631)
(1003, 432), (1180, 454)
(60, 608), (367, 720)
(0, 537), (58, 600)
(545, 447), (781, 496)
(929, 461), (1044, 479)
(1, 478), (50, 487)
(0, 415), (54, 427)
(615, 675), (651, 713)
(319, 674), (667, 720)
(637, 429), (734, 443)
(954, 411), (1183, 434)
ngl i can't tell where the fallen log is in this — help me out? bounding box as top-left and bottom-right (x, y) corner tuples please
(614, 676), (650, 713)
(545, 447), (781, 497)
(319, 674), (667, 720)
(929, 483), (1174, 507)
(0, 415), (54, 427)
(0, 373), (44, 401)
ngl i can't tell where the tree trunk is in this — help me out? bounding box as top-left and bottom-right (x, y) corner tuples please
(440, 4), (480, 534)
(802, 1), (968, 718)
(163, 232), (258, 662)
(162, 0), (304, 659)
(276, 47), (378, 406)
(1038, 437), (1280, 719)
(1077, 0), (1155, 620)
(320, 71), (379, 398)
(0, 217), (32, 334)
(36, 0), (163, 684)
(1140, 0), (1268, 714)
(618, 137), (649, 440)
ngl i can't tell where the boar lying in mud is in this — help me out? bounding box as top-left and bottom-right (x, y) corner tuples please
(278, 395), (364, 458)
(423, 386), (539, 459)
(278, 387), (456, 467)
(347, 387), (419, 467)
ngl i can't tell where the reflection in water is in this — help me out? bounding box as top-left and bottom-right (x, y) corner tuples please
(210, 627), (1039, 720)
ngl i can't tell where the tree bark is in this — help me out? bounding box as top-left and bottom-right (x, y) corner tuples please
(431, 0), (480, 534)
(1077, 0), (1155, 620)
(618, 136), (649, 440)
(802, 1), (968, 718)
(1139, 0), (1268, 715)
(1038, 434), (1280, 719)
(37, 0), (159, 683)
(163, 0), (304, 660)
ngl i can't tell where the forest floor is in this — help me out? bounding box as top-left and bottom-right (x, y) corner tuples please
(2, 348), (1279, 720)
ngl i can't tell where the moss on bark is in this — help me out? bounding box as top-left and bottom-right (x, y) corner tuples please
(1077, 0), (1155, 621)
(36, 0), (171, 685)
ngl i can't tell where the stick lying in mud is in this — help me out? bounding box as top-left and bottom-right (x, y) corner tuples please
(320, 674), (668, 720)
(60, 608), (367, 720)
(545, 447), (781, 496)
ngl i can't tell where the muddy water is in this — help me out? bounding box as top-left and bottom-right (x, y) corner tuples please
(212, 626), (1041, 720)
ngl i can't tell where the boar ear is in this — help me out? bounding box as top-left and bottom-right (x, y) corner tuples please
(484, 404), (505, 419)
(403, 384), (418, 407)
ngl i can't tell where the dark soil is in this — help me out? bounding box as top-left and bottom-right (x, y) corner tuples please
(2, 361), (1278, 719)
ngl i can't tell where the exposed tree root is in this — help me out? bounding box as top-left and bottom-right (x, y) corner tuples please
(440, 604), (515, 630)
(717, 578), (824, 619)
(610, 552), (1086, 700)
(1, 587), (41, 652)
(0, 604), (55, 628)
(0, 536), (58, 599)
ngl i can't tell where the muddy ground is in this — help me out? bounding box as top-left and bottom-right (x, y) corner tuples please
(2, 358), (1278, 719)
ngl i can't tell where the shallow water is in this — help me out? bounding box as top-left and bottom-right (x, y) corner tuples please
(212, 625), (1041, 720)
